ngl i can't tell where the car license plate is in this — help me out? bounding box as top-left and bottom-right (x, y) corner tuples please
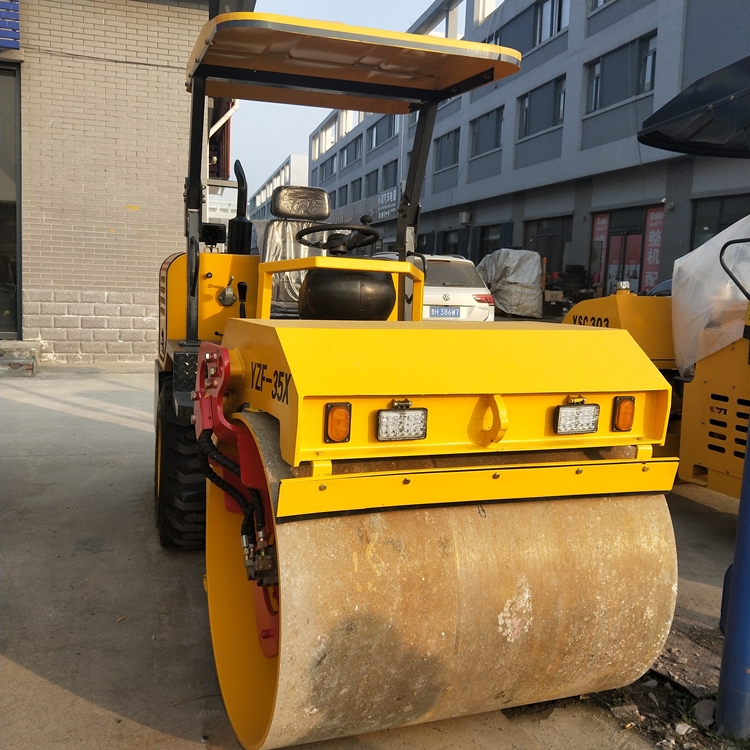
(429, 306), (460, 318)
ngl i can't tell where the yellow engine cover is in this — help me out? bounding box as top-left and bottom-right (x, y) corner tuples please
(564, 290), (675, 370)
(219, 318), (673, 470)
(679, 336), (749, 498)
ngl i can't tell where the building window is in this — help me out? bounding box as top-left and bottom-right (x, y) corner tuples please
(366, 114), (399, 152)
(589, 0), (608, 9)
(470, 106), (503, 157)
(441, 230), (459, 255)
(639, 34), (657, 93)
(534, 0), (569, 46)
(554, 76), (566, 125)
(518, 94), (530, 139)
(311, 133), (319, 161)
(479, 223), (513, 261)
(0, 64), (20, 336)
(328, 190), (336, 210)
(351, 178), (362, 202)
(434, 128), (460, 172)
(586, 33), (657, 114)
(365, 170), (378, 197)
(339, 135), (362, 169)
(338, 185), (348, 207)
(321, 116), (338, 153)
(382, 159), (398, 189)
(692, 194), (750, 249)
(320, 154), (336, 182)
(340, 110), (364, 137)
(586, 59), (601, 113)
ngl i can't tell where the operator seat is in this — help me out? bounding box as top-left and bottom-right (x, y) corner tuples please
(256, 186), (330, 318)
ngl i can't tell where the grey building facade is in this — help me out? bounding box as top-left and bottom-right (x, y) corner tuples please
(308, 0), (750, 295)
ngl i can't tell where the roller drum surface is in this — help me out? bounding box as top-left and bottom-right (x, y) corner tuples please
(206, 486), (677, 750)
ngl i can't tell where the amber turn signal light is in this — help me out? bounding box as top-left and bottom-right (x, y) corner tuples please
(325, 402), (351, 443)
(612, 396), (635, 432)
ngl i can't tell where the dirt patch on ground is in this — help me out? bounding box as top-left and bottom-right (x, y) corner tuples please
(589, 621), (748, 750)
(502, 617), (750, 750)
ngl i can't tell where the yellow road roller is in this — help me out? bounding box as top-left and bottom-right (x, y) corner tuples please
(564, 283), (749, 499)
(157, 12), (679, 749)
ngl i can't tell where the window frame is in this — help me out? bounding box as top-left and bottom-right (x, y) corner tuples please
(0, 62), (21, 339)
(350, 178), (362, 202)
(365, 170), (379, 198)
(321, 116), (338, 154)
(470, 106), (504, 158)
(339, 135), (362, 169)
(382, 159), (399, 190)
(554, 76), (566, 125)
(319, 153), (336, 182)
(433, 128), (461, 172)
(586, 59), (602, 114)
(365, 114), (400, 152)
(534, 0), (570, 46)
(518, 94), (530, 139)
(638, 33), (657, 94)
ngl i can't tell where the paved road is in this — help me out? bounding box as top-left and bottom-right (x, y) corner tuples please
(0, 368), (736, 750)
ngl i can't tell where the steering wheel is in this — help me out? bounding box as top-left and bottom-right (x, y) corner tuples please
(296, 222), (380, 254)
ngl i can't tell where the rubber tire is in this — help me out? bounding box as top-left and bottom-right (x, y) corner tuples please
(155, 378), (206, 549)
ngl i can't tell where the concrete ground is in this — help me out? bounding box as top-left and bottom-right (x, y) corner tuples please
(0, 367), (738, 750)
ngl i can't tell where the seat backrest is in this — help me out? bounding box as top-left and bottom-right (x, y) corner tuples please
(258, 186), (331, 317)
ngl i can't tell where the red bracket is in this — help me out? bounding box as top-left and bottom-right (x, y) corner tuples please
(194, 342), (279, 659)
(194, 343), (262, 489)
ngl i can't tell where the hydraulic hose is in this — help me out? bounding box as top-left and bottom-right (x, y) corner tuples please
(197, 430), (266, 538)
(198, 429), (240, 476)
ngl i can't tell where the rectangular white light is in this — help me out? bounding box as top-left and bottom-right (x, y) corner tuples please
(554, 404), (600, 435)
(377, 408), (428, 441)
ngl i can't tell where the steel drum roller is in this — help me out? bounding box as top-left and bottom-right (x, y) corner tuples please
(206, 477), (677, 750)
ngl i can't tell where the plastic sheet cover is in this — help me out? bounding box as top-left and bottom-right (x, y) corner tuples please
(253, 220), (328, 317)
(477, 248), (543, 318)
(672, 214), (750, 377)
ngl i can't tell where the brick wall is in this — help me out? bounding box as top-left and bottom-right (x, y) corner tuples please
(20, 0), (207, 362)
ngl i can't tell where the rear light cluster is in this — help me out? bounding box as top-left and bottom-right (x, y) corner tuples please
(472, 293), (494, 305)
(553, 395), (636, 435)
(612, 396), (635, 431)
(324, 401), (429, 443)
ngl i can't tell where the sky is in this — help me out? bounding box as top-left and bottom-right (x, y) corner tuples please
(229, 1), (433, 196)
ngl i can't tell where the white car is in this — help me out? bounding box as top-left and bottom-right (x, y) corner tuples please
(373, 253), (495, 322)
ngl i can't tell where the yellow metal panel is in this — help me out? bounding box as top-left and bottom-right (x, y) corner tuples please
(163, 253), (187, 359)
(221, 319), (671, 466)
(294, 390), (668, 463)
(678, 337), (749, 499)
(162, 253), (260, 354)
(197, 253), (259, 341)
(564, 291), (675, 369)
(275, 458), (678, 517)
(189, 13), (521, 112)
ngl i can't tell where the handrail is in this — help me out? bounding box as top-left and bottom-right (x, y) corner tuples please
(255, 256), (425, 321)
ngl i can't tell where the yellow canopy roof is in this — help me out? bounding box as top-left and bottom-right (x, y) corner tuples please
(187, 13), (521, 114)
